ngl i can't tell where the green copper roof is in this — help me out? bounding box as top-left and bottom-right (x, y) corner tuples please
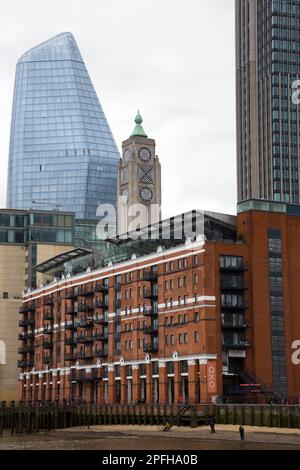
(130, 111), (148, 138)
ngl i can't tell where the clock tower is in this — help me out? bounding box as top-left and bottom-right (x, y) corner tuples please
(116, 112), (161, 235)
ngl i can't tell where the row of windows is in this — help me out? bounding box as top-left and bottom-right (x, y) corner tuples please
(124, 332), (200, 348)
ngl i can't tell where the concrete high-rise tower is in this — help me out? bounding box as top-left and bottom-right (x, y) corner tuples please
(116, 113), (161, 235)
(6, 32), (120, 219)
(236, 0), (300, 204)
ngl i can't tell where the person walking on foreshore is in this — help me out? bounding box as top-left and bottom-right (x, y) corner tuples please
(208, 417), (216, 434)
(239, 425), (245, 441)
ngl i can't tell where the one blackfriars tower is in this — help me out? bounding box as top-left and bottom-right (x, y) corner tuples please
(6, 32), (120, 219)
(236, 0), (300, 204)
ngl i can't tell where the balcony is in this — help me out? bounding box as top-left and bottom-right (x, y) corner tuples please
(78, 287), (94, 297)
(77, 318), (94, 328)
(94, 315), (108, 326)
(18, 345), (34, 354)
(65, 337), (77, 346)
(18, 332), (34, 341)
(143, 271), (158, 282)
(222, 320), (249, 330)
(19, 305), (35, 314)
(94, 333), (108, 342)
(44, 298), (54, 307)
(94, 300), (109, 309)
(143, 289), (158, 300)
(43, 311), (54, 321)
(221, 280), (245, 291)
(42, 326), (54, 335)
(42, 341), (53, 350)
(94, 348), (108, 358)
(18, 359), (34, 368)
(77, 335), (94, 344)
(64, 353), (77, 362)
(78, 304), (94, 313)
(95, 283), (109, 293)
(221, 302), (247, 311)
(143, 326), (158, 336)
(115, 298), (121, 309)
(220, 262), (246, 272)
(115, 282), (121, 290)
(76, 351), (94, 360)
(143, 343), (158, 353)
(143, 307), (158, 318)
(42, 355), (52, 365)
(65, 307), (77, 316)
(66, 291), (78, 300)
(222, 340), (250, 350)
(19, 318), (35, 327)
(65, 322), (77, 331)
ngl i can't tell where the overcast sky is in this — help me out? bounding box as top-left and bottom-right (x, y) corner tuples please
(0, 0), (236, 218)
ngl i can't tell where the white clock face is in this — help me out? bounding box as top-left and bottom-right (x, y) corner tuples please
(124, 149), (131, 163)
(139, 186), (153, 203)
(138, 147), (151, 162)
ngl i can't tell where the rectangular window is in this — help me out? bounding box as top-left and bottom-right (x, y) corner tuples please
(194, 331), (199, 342)
(3, 292), (8, 299)
(170, 335), (174, 345)
(165, 335), (169, 345)
(179, 333), (183, 344)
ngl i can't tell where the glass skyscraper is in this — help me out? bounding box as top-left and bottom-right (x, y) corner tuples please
(236, 0), (300, 204)
(6, 32), (120, 219)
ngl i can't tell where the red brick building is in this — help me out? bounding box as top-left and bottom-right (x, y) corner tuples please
(18, 201), (300, 404)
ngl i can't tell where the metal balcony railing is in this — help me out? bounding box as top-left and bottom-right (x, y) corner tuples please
(94, 300), (109, 309)
(78, 304), (94, 313)
(77, 335), (94, 344)
(94, 348), (108, 358)
(93, 333), (108, 342)
(143, 271), (158, 282)
(94, 315), (108, 326)
(77, 318), (94, 328)
(18, 359), (34, 368)
(95, 283), (109, 293)
(18, 346), (34, 354)
(65, 337), (77, 346)
(19, 319), (35, 327)
(143, 326), (158, 336)
(65, 291), (78, 300)
(65, 322), (77, 331)
(143, 289), (158, 300)
(19, 305), (35, 314)
(143, 343), (158, 353)
(43, 312), (54, 321)
(78, 287), (94, 297)
(42, 356), (52, 365)
(18, 332), (34, 341)
(143, 307), (158, 317)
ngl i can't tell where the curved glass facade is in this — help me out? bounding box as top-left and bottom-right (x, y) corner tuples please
(6, 32), (120, 219)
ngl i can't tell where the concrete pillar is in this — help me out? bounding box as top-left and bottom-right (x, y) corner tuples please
(120, 365), (127, 404)
(188, 360), (199, 404)
(25, 373), (31, 402)
(51, 372), (57, 402)
(37, 373), (43, 401)
(158, 362), (167, 404)
(174, 361), (181, 404)
(108, 365), (115, 404)
(132, 365), (140, 403)
(146, 363), (152, 404)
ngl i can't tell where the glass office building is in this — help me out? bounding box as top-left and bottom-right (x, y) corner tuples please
(6, 32), (120, 219)
(236, 0), (300, 204)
